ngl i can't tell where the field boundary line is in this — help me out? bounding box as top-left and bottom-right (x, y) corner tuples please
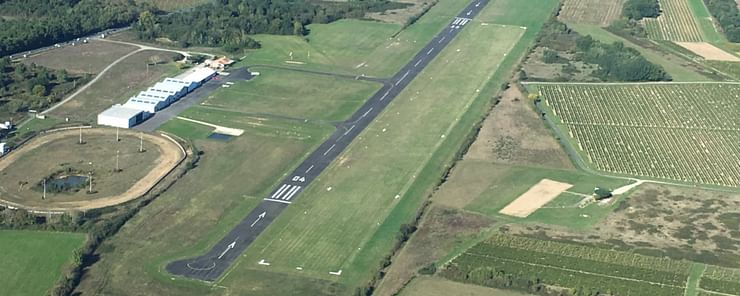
(562, 122), (740, 132)
(465, 252), (684, 288)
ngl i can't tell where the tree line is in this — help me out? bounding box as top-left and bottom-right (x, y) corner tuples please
(623, 0), (660, 20)
(575, 35), (670, 81)
(0, 0), (149, 57)
(704, 0), (740, 42)
(134, 0), (408, 52)
(0, 57), (87, 122)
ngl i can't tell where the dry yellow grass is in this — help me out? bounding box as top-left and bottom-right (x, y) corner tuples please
(499, 178), (573, 217)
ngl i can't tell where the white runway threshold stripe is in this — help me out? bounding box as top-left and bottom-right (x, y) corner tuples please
(283, 186), (302, 201)
(271, 184), (290, 199)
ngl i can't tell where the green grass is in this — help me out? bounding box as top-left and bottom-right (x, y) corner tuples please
(685, 263), (705, 296)
(240, 0), (470, 77)
(567, 24), (710, 81)
(0, 230), (85, 296)
(225, 16), (533, 292)
(72, 115), (332, 295)
(686, 0), (726, 44)
(15, 117), (64, 136)
(201, 67), (382, 121)
(158, 118), (214, 139)
(444, 162), (631, 229)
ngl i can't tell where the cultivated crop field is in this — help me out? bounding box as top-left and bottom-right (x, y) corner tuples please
(441, 234), (691, 296)
(701, 266), (740, 295)
(536, 82), (740, 187)
(558, 0), (624, 26)
(643, 0), (704, 41)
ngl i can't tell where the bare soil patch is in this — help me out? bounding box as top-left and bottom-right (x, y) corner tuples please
(558, 0), (624, 26)
(24, 40), (138, 74)
(499, 179), (573, 217)
(374, 205), (495, 296)
(676, 42), (740, 61)
(0, 128), (184, 211)
(505, 183), (740, 268)
(465, 85), (573, 169)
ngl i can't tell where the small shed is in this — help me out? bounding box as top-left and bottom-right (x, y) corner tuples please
(594, 187), (613, 200)
(0, 142), (7, 155)
(182, 67), (217, 85)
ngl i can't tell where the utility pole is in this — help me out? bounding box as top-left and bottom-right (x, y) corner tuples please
(79, 126), (83, 144)
(42, 178), (46, 200)
(116, 127), (120, 142)
(139, 132), (144, 153)
(88, 172), (93, 193)
(115, 150), (120, 172)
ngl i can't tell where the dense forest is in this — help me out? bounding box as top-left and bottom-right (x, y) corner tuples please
(526, 21), (670, 82)
(623, 0), (660, 20)
(0, 57), (87, 122)
(0, 0), (149, 57)
(704, 0), (740, 42)
(134, 0), (408, 52)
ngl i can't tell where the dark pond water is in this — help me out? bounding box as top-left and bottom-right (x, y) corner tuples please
(208, 133), (233, 141)
(49, 175), (88, 187)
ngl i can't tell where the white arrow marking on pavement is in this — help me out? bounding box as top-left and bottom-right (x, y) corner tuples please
(218, 241), (237, 259)
(251, 212), (267, 227)
(467, 10), (472, 15)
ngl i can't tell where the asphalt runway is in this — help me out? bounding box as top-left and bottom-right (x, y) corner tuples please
(166, 0), (490, 281)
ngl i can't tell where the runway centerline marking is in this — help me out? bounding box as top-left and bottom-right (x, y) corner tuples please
(344, 125), (356, 135)
(438, 36), (446, 43)
(361, 107), (374, 118)
(396, 71), (410, 86)
(323, 144), (337, 156)
(414, 59), (423, 67)
(380, 91), (390, 101)
(426, 48), (434, 55)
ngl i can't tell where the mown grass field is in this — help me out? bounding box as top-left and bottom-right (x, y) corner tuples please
(0, 230), (85, 296)
(201, 67), (382, 122)
(433, 162), (630, 229)
(240, 0), (470, 77)
(534, 82), (740, 188)
(24, 41), (138, 75)
(226, 10), (535, 294)
(51, 50), (181, 122)
(74, 116), (333, 295)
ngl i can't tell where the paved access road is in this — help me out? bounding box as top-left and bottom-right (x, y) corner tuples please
(166, 0), (490, 281)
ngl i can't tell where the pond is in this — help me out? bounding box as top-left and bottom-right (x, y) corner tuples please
(208, 133), (233, 142)
(48, 175), (88, 188)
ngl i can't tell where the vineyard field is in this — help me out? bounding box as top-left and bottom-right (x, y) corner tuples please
(643, 0), (704, 41)
(441, 234), (689, 296)
(558, 0), (624, 25)
(700, 265), (740, 295)
(534, 82), (740, 187)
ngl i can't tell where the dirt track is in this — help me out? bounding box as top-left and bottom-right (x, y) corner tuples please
(0, 128), (185, 211)
(499, 179), (573, 217)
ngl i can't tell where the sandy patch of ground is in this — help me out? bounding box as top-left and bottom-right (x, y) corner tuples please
(465, 86), (573, 169)
(499, 179), (573, 217)
(676, 42), (740, 61)
(0, 128), (185, 211)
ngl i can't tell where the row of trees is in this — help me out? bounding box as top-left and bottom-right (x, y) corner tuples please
(704, 0), (740, 42)
(0, 57), (86, 122)
(623, 0), (660, 20)
(134, 0), (407, 52)
(575, 35), (671, 81)
(0, 0), (150, 56)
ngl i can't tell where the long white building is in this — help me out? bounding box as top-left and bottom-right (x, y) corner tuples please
(98, 67), (216, 128)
